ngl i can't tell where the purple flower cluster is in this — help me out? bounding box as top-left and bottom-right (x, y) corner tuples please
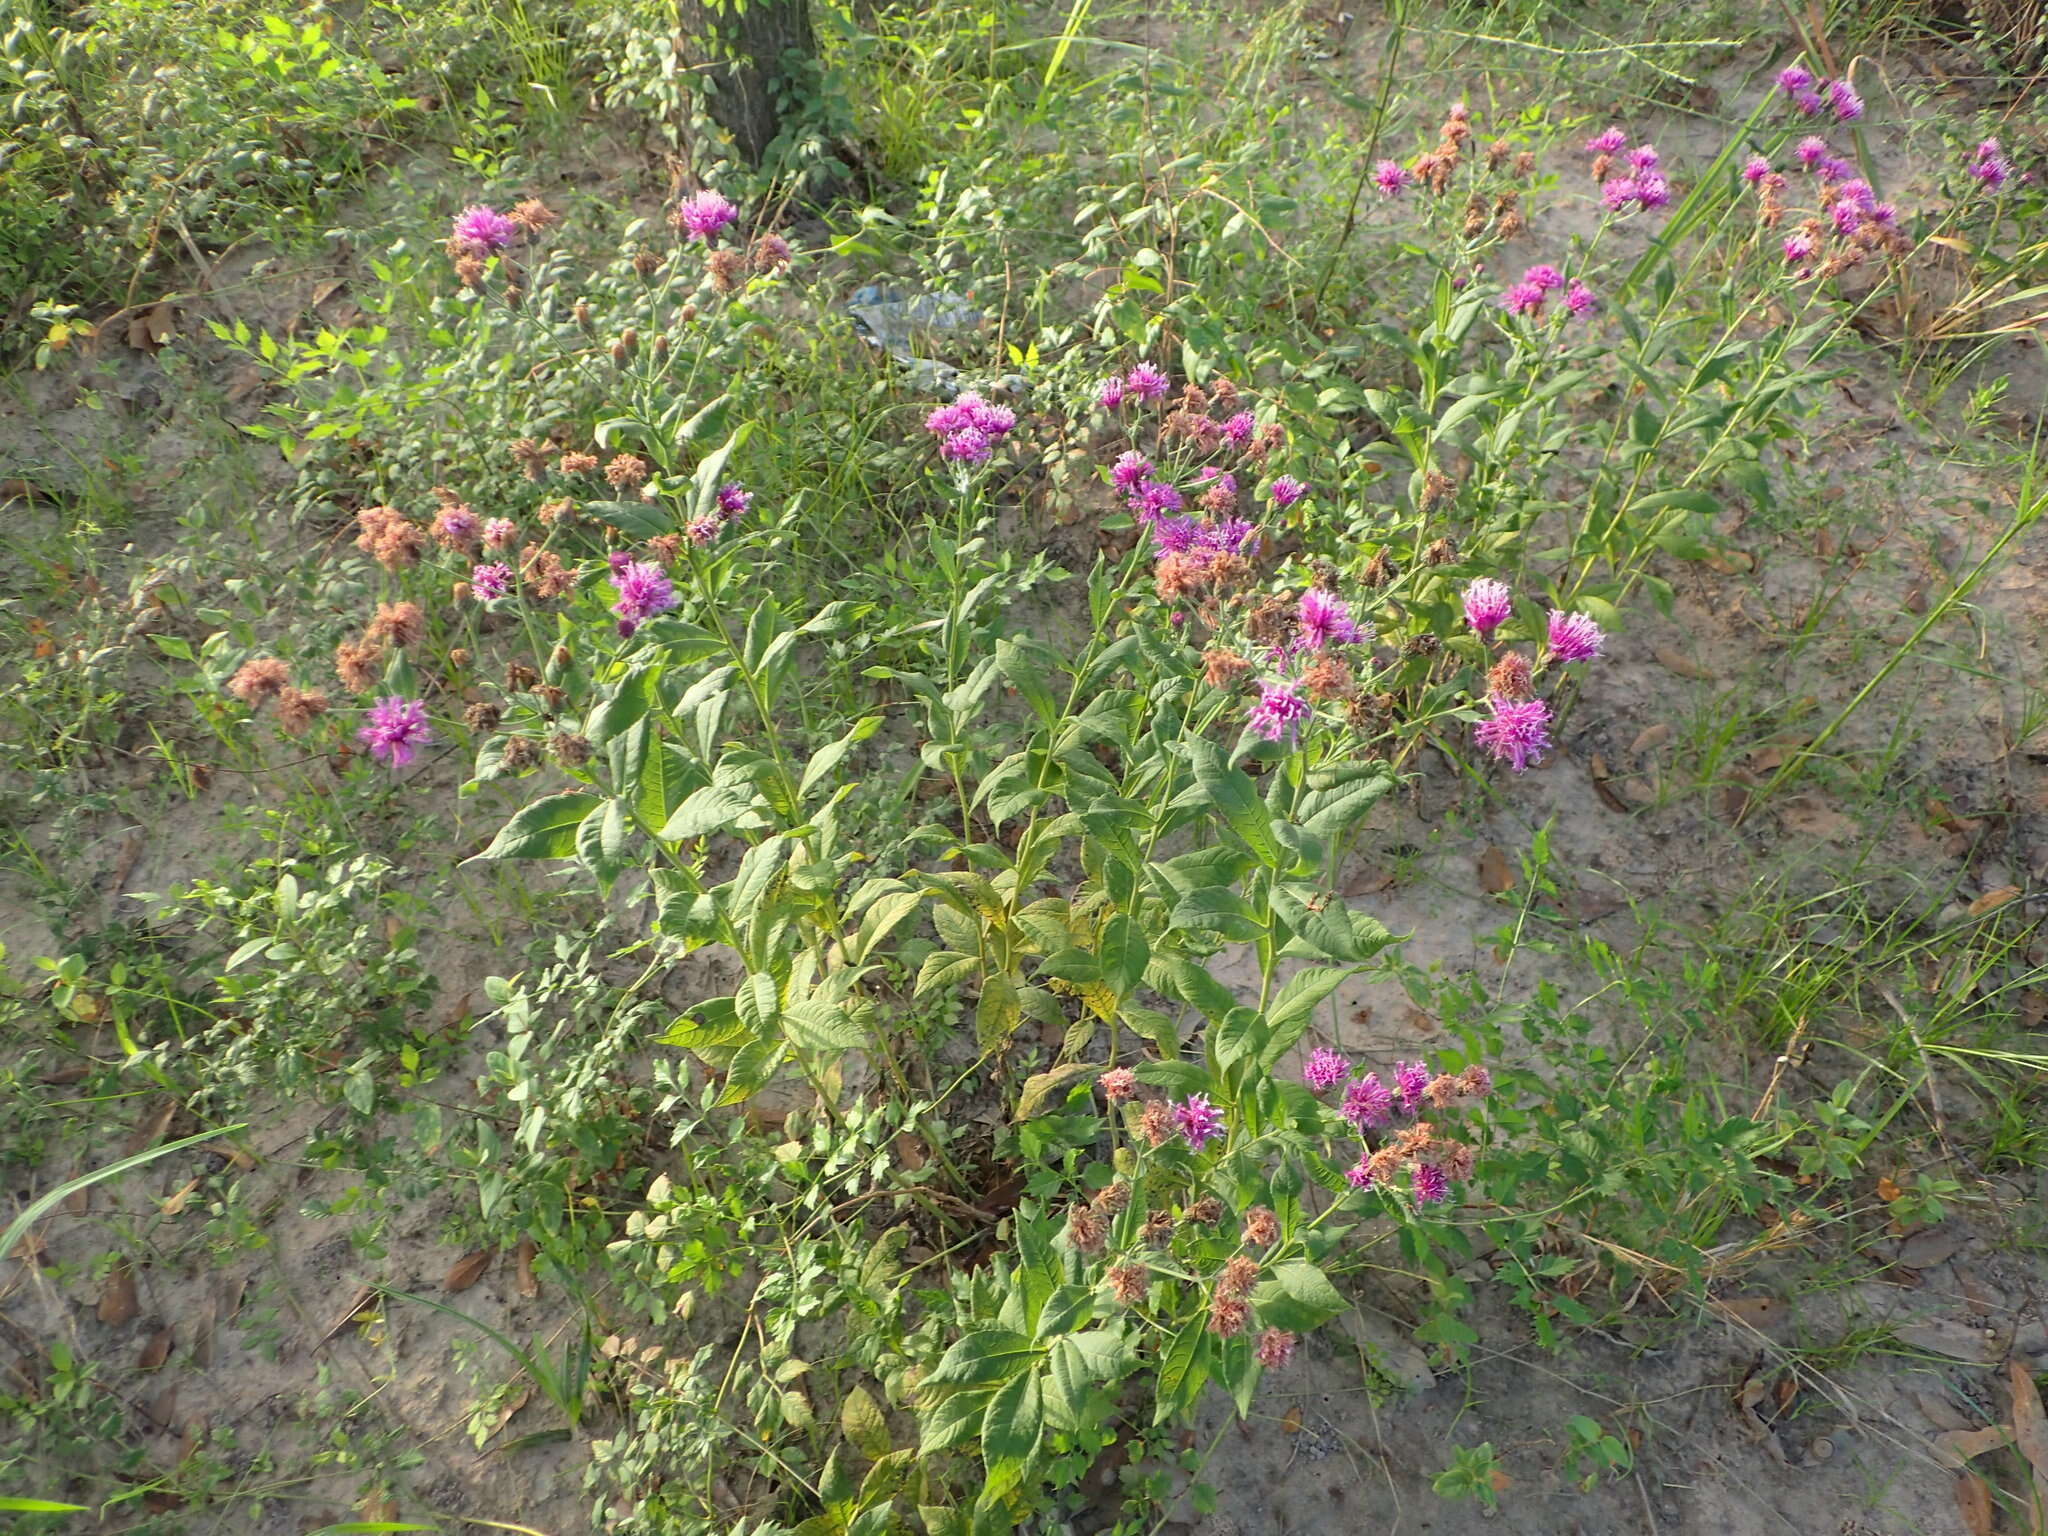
(1969, 138), (2014, 190)
(1298, 588), (1364, 649)
(1498, 261), (1591, 322)
(1303, 1051), (1489, 1206)
(1373, 159), (1413, 197)
(675, 188), (738, 242)
(1247, 680), (1312, 744)
(1778, 64), (1862, 123)
(1099, 362), (1172, 410)
(925, 391), (1018, 465)
(358, 696), (432, 769)
(1460, 578), (1604, 774)
(609, 559), (676, 637)
(1475, 697), (1552, 772)
(451, 205), (516, 253)
(1173, 1093), (1226, 1151)
(470, 561), (512, 601)
(1591, 136), (1671, 215)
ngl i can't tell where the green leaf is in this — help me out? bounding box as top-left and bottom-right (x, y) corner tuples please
(636, 741), (704, 833)
(1261, 966), (1352, 1062)
(1170, 887), (1262, 943)
(840, 1384), (892, 1460)
(1014, 1062), (1097, 1120)
(1144, 952), (1238, 1021)
(918, 1385), (987, 1455)
(1270, 885), (1371, 961)
(980, 1369), (1044, 1481)
(1250, 1261), (1345, 1332)
(0, 1501), (92, 1515)
(852, 887), (923, 963)
(799, 715), (883, 800)
(1152, 1323), (1209, 1424)
(734, 973), (781, 1034)
(582, 498), (672, 538)
(675, 392), (731, 445)
(1183, 740), (1281, 866)
(470, 793), (598, 862)
(922, 1329), (1038, 1389)
(1098, 913), (1149, 997)
(975, 973), (1021, 1051)
(690, 425), (751, 523)
(783, 999), (866, 1052)
(660, 783), (754, 841)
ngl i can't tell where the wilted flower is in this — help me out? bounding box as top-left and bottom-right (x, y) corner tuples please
(471, 562), (513, 601)
(227, 657), (290, 706)
(355, 505), (423, 570)
(1462, 577), (1513, 637)
(366, 601), (425, 650)
(334, 640), (385, 694)
(357, 696), (432, 769)
(1783, 229), (1818, 263)
(1101, 1066), (1137, 1102)
(1373, 159), (1412, 196)
(1065, 1205), (1106, 1253)
(274, 686), (328, 736)
(509, 198), (557, 234)
(1474, 695), (1552, 772)
(1107, 1262), (1150, 1306)
(1486, 651), (1533, 701)
(1136, 1099), (1173, 1147)
(1183, 1195), (1224, 1226)
(1208, 1294), (1250, 1338)
(1255, 1328), (1297, 1368)
(1546, 609), (1605, 662)
(609, 559), (676, 637)
(751, 232), (793, 272)
(1248, 680), (1312, 744)
(674, 188), (738, 242)
(451, 204), (516, 253)
(1174, 1094), (1226, 1151)
(482, 517), (517, 550)
(1241, 1206), (1279, 1247)
(1303, 1047), (1350, 1092)
(431, 502), (479, 552)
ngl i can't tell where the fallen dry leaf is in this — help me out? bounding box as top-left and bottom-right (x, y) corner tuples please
(310, 278), (347, 309)
(1933, 1424), (2015, 1471)
(146, 1383), (179, 1432)
(1478, 845), (1515, 893)
(1654, 647), (1712, 680)
(1898, 1320), (1998, 1363)
(124, 1098), (178, 1156)
(317, 1284), (377, 1345)
(2011, 1359), (2048, 1528)
(1904, 585), (1929, 615)
(1630, 723), (1671, 756)
(514, 1236), (539, 1299)
(1403, 1006), (1438, 1035)
(443, 1249), (492, 1293)
(191, 1298), (217, 1370)
(1969, 886), (2022, 918)
(1955, 1471), (1994, 1536)
(1280, 1404), (1304, 1434)
(1877, 1174), (1904, 1202)
(1898, 1227), (1962, 1270)
(1588, 754), (1631, 814)
(1918, 1391), (1976, 1432)
(99, 1260), (140, 1326)
(137, 1327), (173, 1371)
(1342, 865), (1395, 897)
(160, 1178), (201, 1216)
(1709, 1295), (1787, 1330)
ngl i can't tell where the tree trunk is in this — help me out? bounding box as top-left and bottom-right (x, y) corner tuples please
(681, 0), (817, 165)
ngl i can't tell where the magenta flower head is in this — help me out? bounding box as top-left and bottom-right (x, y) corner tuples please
(1546, 609), (1605, 662)
(1131, 479), (1184, 521)
(1829, 201), (1863, 236)
(676, 188), (738, 242)
(1393, 1060), (1430, 1115)
(1564, 279), (1596, 318)
(452, 205), (516, 253)
(358, 696), (432, 769)
(1097, 374), (1127, 410)
(1150, 515), (1199, 555)
(1474, 695), (1552, 772)
(1795, 135), (1831, 168)
(1222, 409), (1256, 447)
(1741, 155), (1772, 185)
(1411, 1163), (1450, 1205)
(1303, 1047), (1350, 1092)
(716, 481), (753, 520)
(1344, 1156), (1375, 1189)
(1600, 177), (1641, 212)
(938, 426), (992, 463)
(1826, 78), (1863, 122)
(1298, 589), (1364, 649)
(1373, 159), (1412, 197)
(1255, 1327), (1297, 1368)
(1173, 1094), (1226, 1152)
(1111, 450), (1153, 491)
(1783, 229), (1818, 263)
(1777, 64), (1813, 94)
(1341, 1073), (1394, 1131)
(1816, 155), (1853, 184)
(1197, 517), (1259, 557)
(1634, 173), (1672, 210)
(1626, 143), (1660, 173)
(1462, 577), (1513, 637)
(1793, 89), (1824, 117)
(1499, 280), (1545, 317)
(1523, 263), (1565, 291)
(1125, 362), (1171, 401)
(1248, 680), (1312, 745)
(482, 517), (516, 551)
(1584, 126), (1627, 155)
(609, 559), (676, 637)
(1268, 476), (1307, 508)
(470, 562), (512, 601)
(1971, 141), (2013, 188)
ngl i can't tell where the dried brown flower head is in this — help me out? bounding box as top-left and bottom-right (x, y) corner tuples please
(501, 735), (542, 772)
(1299, 654), (1354, 704)
(558, 450), (598, 476)
(1107, 1261), (1150, 1306)
(1136, 1099), (1173, 1148)
(510, 438), (551, 479)
(1241, 1205), (1279, 1247)
(1182, 1195), (1223, 1227)
(463, 701), (503, 733)
(227, 657), (290, 706)
(509, 199), (557, 233)
(1362, 549), (1397, 588)
(1486, 651), (1533, 701)
(706, 247), (746, 293)
(1065, 1205), (1106, 1253)
(1140, 1209), (1175, 1248)
(365, 601), (425, 650)
(334, 640), (386, 693)
(1091, 1180), (1132, 1215)
(273, 686), (329, 736)
(1423, 536), (1458, 566)
(1217, 1255), (1260, 1300)
(603, 453), (649, 491)
(505, 661), (540, 692)
(1208, 1293), (1250, 1339)
(1202, 649), (1253, 690)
